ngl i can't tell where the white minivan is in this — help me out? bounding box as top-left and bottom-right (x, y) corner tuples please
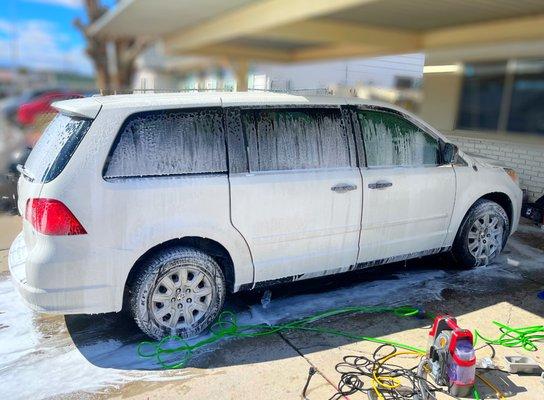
(9, 92), (522, 339)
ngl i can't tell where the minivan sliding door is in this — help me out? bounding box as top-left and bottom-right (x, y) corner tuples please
(226, 107), (362, 285)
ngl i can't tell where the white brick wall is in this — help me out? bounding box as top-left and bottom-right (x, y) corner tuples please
(448, 134), (544, 201)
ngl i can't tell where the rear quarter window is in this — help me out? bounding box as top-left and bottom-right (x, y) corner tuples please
(24, 113), (92, 183)
(103, 108), (227, 179)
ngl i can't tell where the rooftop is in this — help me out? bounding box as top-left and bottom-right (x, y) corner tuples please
(53, 91), (396, 118)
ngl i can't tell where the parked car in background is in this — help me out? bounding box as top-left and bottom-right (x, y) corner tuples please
(9, 92), (522, 340)
(1, 88), (57, 124)
(16, 91), (82, 126)
(0, 146), (31, 213)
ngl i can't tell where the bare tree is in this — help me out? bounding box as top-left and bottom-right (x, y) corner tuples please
(112, 38), (148, 90)
(75, 0), (147, 91)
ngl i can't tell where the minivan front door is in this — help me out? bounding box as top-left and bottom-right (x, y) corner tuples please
(227, 107), (362, 285)
(352, 107), (456, 264)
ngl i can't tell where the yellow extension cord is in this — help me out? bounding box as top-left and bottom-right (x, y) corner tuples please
(370, 350), (422, 399)
(368, 350), (506, 400)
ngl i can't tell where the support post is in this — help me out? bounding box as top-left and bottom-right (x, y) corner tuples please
(232, 60), (249, 92)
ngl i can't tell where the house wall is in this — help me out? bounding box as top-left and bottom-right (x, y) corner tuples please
(420, 71), (463, 131)
(448, 133), (544, 201)
(421, 46), (544, 202)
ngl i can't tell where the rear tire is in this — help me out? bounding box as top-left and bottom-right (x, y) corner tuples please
(452, 199), (509, 268)
(129, 247), (226, 340)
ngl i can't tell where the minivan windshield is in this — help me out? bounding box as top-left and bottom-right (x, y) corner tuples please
(24, 113), (92, 183)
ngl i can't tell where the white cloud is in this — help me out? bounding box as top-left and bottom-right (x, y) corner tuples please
(0, 20), (15, 34)
(24, 0), (82, 9)
(0, 18), (93, 75)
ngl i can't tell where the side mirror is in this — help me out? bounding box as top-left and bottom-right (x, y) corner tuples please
(442, 142), (458, 164)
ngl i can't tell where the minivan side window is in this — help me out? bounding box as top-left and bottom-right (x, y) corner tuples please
(104, 108), (226, 179)
(241, 108), (351, 172)
(357, 110), (440, 167)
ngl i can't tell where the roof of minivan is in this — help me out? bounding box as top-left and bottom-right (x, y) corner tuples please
(52, 91), (399, 119)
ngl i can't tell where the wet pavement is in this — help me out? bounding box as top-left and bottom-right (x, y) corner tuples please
(0, 215), (543, 399)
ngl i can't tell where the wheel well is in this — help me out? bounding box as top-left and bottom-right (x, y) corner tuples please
(479, 192), (513, 230)
(124, 237), (235, 304)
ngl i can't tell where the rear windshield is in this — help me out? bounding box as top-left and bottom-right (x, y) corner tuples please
(24, 113), (92, 183)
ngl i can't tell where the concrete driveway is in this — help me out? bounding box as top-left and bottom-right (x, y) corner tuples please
(0, 214), (543, 399)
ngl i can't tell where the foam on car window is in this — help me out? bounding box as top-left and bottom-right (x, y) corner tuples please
(25, 114), (91, 182)
(104, 109), (227, 178)
(358, 110), (439, 167)
(243, 108), (350, 172)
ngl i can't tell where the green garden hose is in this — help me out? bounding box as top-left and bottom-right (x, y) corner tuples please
(473, 321), (544, 352)
(137, 305), (427, 369)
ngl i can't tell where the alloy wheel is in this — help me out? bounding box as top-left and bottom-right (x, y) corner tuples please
(150, 264), (213, 330)
(467, 211), (504, 265)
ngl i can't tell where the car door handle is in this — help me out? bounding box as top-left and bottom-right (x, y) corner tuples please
(368, 180), (393, 189)
(331, 183), (357, 193)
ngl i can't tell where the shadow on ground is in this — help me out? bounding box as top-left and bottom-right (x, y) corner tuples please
(65, 232), (544, 372)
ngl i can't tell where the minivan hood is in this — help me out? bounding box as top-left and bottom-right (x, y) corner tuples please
(465, 152), (506, 168)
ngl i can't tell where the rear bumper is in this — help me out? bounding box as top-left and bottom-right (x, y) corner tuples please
(9, 232), (118, 314)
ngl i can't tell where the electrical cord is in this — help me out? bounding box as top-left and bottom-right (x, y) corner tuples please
(326, 344), (453, 400)
(302, 367), (317, 400)
(474, 342), (496, 359)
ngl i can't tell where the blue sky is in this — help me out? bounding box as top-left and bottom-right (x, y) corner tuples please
(0, 0), (115, 76)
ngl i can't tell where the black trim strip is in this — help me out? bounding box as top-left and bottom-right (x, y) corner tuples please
(238, 246), (451, 291)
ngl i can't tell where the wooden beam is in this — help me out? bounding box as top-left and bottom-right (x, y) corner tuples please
(292, 43), (419, 62)
(168, 10), (544, 64)
(424, 14), (544, 49)
(165, 0), (381, 51)
(179, 44), (293, 63)
(289, 15), (544, 61)
(253, 18), (421, 49)
(292, 44), (379, 61)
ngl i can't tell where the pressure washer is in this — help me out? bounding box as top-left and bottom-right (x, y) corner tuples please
(425, 315), (476, 397)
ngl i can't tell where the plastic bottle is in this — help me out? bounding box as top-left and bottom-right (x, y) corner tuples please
(447, 339), (476, 397)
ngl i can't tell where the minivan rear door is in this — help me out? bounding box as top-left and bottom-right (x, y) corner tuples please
(17, 113), (93, 250)
(226, 107), (362, 285)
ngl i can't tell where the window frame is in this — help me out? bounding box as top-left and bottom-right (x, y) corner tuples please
(102, 107), (228, 180)
(25, 113), (93, 183)
(456, 61), (507, 132)
(224, 104), (357, 174)
(350, 105), (447, 169)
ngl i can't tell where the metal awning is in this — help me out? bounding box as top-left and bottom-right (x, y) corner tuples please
(90, 0), (544, 62)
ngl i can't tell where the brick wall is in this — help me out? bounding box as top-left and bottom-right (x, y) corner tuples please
(448, 134), (544, 201)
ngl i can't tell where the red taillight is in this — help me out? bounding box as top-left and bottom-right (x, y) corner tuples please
(25, 198), (87, 235)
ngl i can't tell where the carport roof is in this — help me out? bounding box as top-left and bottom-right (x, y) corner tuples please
(90, 0), (544, 62)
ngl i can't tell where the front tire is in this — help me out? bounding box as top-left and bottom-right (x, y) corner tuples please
(129, 247), (226, 340)
(452, 199), (509, 268)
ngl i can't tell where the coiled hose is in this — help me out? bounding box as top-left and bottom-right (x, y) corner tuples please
(137, 305), (425, 369)
(473, 321), (544, 352)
